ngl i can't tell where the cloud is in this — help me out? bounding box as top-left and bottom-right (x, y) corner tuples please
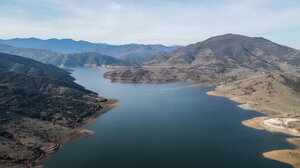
(0, 0), (299, 48)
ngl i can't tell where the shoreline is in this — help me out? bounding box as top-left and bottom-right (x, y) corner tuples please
(32, 100), (118, 168)
(206, 90), (300, 168)
(27, 83), (297, 167)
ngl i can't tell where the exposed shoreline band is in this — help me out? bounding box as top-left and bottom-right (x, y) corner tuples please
(32, 101), (118, 168)
(207, 90), (300, 168)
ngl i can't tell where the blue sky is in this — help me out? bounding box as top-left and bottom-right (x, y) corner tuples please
(0, 0), (300, 49)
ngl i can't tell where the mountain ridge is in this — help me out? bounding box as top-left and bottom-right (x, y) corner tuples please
(0, 44), (122, 68)
(0, 38), (181, 62)
(146, 33), (300, 67)
(104, 34), (300, 83)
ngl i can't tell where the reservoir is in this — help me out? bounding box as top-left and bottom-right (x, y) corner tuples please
(44, 68), (294, 168)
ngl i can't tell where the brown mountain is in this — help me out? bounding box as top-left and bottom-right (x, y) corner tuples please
(104, 34), (300, 83)
(147, 33), (300, 67)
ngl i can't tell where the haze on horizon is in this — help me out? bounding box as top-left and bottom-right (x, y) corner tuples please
(0, 0), (300, 49)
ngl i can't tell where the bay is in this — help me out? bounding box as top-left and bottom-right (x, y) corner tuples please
(44, 68), (293, 168)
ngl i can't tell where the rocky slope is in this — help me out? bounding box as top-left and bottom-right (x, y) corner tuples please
(104, 34), (300, 83)
(0, 38), (181, 62)
(147, 34), (300, 68)
(0, 53), (116, 168)
(207, 73), (300, 116)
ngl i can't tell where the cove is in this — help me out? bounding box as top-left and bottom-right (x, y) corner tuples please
(44, 68), (294, 168)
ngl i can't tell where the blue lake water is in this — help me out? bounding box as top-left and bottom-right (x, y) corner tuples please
(44, 68), (294, 168)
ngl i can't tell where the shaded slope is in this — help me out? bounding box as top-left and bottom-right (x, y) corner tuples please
(0, 53), (74, 81)
(0, 53), (115, 168)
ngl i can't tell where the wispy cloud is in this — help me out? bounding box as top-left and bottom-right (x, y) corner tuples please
(0, 0), (299, 48)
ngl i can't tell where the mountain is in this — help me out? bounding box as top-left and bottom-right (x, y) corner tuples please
(103, 34), (300, 83)
(146, 33), (300, 68)
(0, 44), (122, 67)
(0, 43), (62, 64)
(0, 53), (115, 168)
(0, 38), (181, 62)
(57, 52), (122, 68)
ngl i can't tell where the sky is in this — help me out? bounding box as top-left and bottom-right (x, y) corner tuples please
(0, 0), (300, 48)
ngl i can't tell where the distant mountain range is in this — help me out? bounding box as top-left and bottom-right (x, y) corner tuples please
(57, 52), (122, 67)
(0, 44), (122, 68)
(0, 53), (115, 167)
(104, 34), (300, 83)
(0, 38), (181, 62)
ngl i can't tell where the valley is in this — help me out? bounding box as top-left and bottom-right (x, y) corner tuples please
(0, 33), (300, 168)
(2, 0), (300, 167)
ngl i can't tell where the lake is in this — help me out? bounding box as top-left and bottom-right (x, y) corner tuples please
(44, 68), (294, 168)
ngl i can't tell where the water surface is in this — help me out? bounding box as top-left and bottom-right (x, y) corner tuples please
(45, 68), (293, 168)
